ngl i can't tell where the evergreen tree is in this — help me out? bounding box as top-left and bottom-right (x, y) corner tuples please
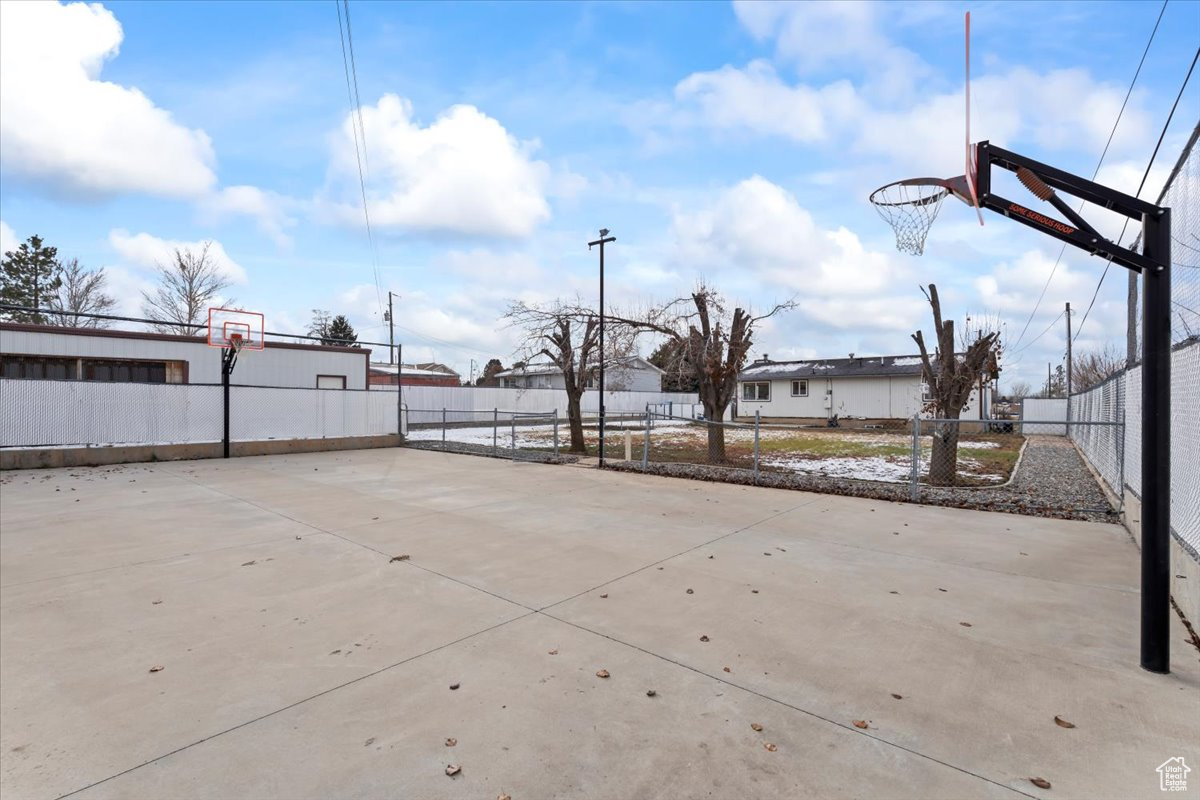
(1, 235), (63, 323)
(325, 315), (359, 347)
(477, 358), (505, 386)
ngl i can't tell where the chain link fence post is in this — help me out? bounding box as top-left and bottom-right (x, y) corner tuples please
(492, 408), (498, 456)
(753, 410), (760, 485)
(910, 413), (920, 501)
(441, 407), (446, 449)
(553, 409), (559, 456)
(642, 409), (651, 470)
(510, 413), (516, 462)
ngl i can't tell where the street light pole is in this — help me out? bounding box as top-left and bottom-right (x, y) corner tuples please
(588, 228), (616, 467)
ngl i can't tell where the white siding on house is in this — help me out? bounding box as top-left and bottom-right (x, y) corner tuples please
(738, 375), (984, 419)
(0, 328), (368, 389)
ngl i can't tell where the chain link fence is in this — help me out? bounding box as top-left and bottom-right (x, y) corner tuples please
(402, 408), (566, 462)
(1131, 123), (1199, 355)
(0, 378), (401, 451)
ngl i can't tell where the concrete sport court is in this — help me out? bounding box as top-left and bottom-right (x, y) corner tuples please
(1, 447), (1196, 800)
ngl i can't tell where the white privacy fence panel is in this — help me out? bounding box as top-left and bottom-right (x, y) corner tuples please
(1020, 398), (1067, 434)
(1, 379), (400, 449)
(231, 386), (400, 441)
(1069, 341), (1199, 554)
(1, 379), (223, 447)
(391, 385), (705, 425)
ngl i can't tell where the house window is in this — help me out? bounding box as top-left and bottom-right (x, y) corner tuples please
(1, 356), (78, 380)
(83, 359), (167, 384)
(791, 379), (808, 397)
(741, 381), (770, 401)
(316, 375), (346, 389)
(921, 382), (933, 402)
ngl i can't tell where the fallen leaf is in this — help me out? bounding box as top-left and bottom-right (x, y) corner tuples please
(646, 689), (656, 697)
(763, 742), (777, 752)
(763, 552), (772, 556)
(599, 593), (608, 599)
(547, 649), (558, 655)
(241, 560), (256, 567)
(151, 600), (162, 605)
(723, 666), (731, 673)
(1030, 777), (1051, 789)
(445, 738), (457, 747)
(498, 794), (512, 800)
(699, 635), (710, 642)
(445, 764), (461, 777)
(852, 720), (869, 729)
(959, 622), (973, 627)
(937, 588), (948, 592)
(686, 588), (694, 594)
(708, 555), (714, 559)
(751, 589), (759, 594)
(891, 693), (903, 700)
(364, 737), (375, 746)
(889, 591), (899, 595)
(596, 669), (610, 678)
(750, 723), (763, 732)
(149, 665), (164, 673)
(390, 555), (410, 562)
(1053, 716), (1075, 729)
(449, 683), (460, 690)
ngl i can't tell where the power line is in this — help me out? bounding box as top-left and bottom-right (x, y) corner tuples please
(1011, 308), (1065, 356)
(1009, 0), (1167, 351)
(335, 0), (384, 317)
(1073, 43), (1200, 342)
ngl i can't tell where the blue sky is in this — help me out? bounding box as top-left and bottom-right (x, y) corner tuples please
(1, 0), (1197, 387)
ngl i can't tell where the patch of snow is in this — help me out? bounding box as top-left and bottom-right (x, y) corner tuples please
(763, 455), (912, 482)
(890, 356), (923, 366)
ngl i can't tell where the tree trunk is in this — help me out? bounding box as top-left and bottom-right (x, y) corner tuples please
(928, 411), (961, 486)
(566, 394), (586, 454)
(704, 401), (727, 463)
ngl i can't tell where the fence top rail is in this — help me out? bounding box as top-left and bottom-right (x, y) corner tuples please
(404, 408), (557, 417)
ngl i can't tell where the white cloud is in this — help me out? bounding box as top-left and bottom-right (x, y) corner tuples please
(0, 220), (18, 256)
(108, 230), (248, 285)
(0, 1), (216, 198)
(199, 186), (297, 248)
(670, 176), (908, 305)
(326, 94), (552, 238)
(674, 61), (858, 144)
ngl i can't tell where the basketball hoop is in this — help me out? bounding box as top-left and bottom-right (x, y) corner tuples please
(869, 176), (973, 256)
(227, 333), (245, 353)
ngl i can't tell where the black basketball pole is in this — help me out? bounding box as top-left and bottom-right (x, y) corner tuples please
(1141, 207), (1172, 674)
(964, 142), (1173, 673)
(589, 229), (615, 468)
(221, 346), (239, 459)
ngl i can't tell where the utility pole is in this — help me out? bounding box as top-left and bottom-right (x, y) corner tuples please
(1065, 302), (1072, 436)
(386, 292), (398, 366)
(588, 228), (616, 468)
(1047, 362), (1051, 398)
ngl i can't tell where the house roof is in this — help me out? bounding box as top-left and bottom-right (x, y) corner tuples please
(739, 354), (930, 381)
(369, 363), (459, 378)
(496, 356), (662, 378)
(413, 361), (460, 377)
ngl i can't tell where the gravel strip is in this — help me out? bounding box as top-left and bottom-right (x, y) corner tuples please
(604, 435), (1118, 522)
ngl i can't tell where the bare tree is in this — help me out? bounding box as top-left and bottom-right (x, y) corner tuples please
(1008, 380), (1032, 401)
(140, 243), (233, 334)
(615, 284), (795, 464)
(47, 259), (115, 328)
(1072, 344), (1124, 391)
(504, 298), (636, 454)
(912, 284), (1000, 486)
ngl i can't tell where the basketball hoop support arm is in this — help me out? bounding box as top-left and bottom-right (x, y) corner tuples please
(974, 140), (1173, 674)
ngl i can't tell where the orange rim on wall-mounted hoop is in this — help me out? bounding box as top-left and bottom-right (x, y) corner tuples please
(207, 307), (265, 352)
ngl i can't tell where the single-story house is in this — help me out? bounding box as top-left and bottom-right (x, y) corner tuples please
(737, 353), (991, 420)
(368, 362), (461, 387)
(496, 357), (664, 392)
(0, 322), (368, 389)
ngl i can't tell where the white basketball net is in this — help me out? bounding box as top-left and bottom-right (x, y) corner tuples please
(869, 180), (953, 256)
